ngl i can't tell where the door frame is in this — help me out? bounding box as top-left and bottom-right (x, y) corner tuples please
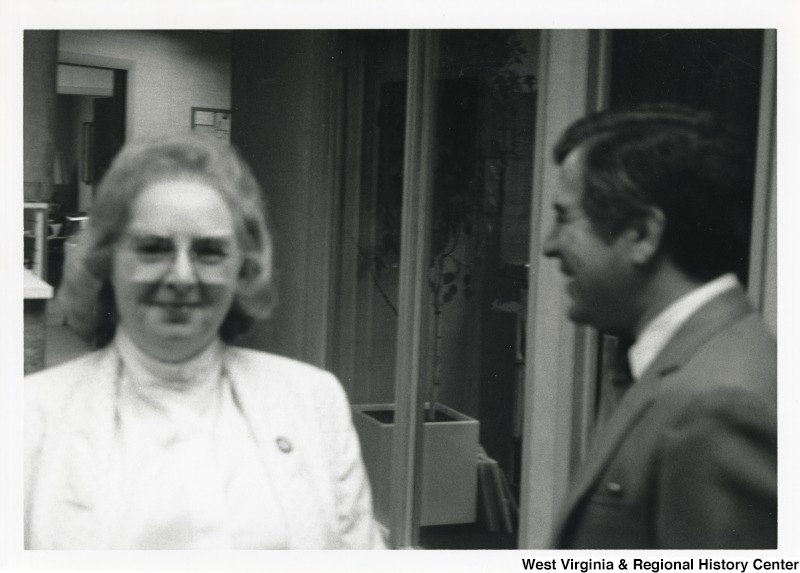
(517, 29), (611, 549)
(57, 51), (134, 142)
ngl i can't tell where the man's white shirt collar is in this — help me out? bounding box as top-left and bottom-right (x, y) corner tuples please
(628, 273), (739, 380)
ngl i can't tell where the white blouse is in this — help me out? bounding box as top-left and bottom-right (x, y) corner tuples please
(104, 328), (289, 549)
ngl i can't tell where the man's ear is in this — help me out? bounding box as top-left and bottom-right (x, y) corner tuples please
(629, 207), (665, 266)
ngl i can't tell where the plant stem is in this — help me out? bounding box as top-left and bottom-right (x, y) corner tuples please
(429, 307), (443, 422)
(354, 241), (399, 316)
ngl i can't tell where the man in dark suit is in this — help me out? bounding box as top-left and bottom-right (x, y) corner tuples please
(544, 105), (776, 549)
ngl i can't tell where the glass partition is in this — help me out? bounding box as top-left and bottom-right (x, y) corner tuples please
(328, 29), (539, 548)
(326, 30), (410, 530)
(415, 29), (538, 549)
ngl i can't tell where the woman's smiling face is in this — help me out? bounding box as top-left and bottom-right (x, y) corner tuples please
(111, 178), (242, 362)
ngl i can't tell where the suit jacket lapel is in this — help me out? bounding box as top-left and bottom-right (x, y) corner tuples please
(638, 286), (752, 384)
(554, 364), (661, 538)
(554, 286), (754, 541)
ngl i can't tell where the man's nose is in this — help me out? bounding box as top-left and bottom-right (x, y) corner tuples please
(542, 226), (559, 258)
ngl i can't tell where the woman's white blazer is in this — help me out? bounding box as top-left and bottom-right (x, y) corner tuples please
(25, 345), (387, 549)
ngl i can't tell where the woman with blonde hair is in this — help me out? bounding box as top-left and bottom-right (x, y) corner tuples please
(25, 134), (385, 550)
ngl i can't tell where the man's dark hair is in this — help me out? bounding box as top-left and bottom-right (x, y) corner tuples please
(554, 103), (753, 282)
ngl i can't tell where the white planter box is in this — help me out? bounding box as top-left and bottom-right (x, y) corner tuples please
(352, 403), (479, 527)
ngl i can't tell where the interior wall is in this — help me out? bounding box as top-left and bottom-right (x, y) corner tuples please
(23, 31), (58, 203)
(57, 30), (231, 141)
(230, 30), (335, 362)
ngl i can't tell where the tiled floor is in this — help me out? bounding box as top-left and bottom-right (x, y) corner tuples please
(44, 299), (93, 368)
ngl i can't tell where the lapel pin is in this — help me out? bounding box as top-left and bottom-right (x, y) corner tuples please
(276, 436), (293, 453)
(604, 482), (624, 497)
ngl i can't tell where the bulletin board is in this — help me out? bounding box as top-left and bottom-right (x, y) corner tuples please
(191, 107), (232, 141)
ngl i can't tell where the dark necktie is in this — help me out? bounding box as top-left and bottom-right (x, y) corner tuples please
(595, 335), (635, 431)
(611, 340), (634, 389)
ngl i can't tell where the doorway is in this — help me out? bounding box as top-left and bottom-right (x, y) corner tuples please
(45, 62), (127, 367)
(53, 63), (126, 215)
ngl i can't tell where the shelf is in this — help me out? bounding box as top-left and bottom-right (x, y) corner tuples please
(24, 268), (54, 300)
(24, 202), (49, 279)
